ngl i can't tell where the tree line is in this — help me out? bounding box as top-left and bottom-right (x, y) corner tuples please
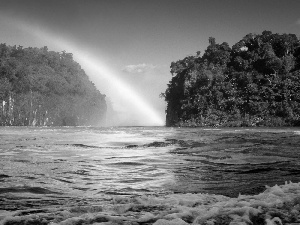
(0, 44), (106, 126)
(162, 31), (300, 127)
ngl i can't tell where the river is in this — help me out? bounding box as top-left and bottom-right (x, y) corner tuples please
(1, 126), (300, 224)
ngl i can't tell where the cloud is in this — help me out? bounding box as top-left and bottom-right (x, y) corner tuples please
(296, 18), (300, 25)
(122, 63), (158, 74)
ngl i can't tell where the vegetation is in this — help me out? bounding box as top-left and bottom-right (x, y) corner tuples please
(162, 31), (300, 127)
(0, 44), (106, 126)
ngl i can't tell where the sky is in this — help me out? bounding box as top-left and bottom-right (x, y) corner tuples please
(0, 0), (300, 126)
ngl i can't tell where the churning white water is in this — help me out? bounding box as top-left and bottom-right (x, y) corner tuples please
(1, 126), (300, 224)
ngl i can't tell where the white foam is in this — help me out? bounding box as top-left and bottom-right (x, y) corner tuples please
(1, 182), (300, 225)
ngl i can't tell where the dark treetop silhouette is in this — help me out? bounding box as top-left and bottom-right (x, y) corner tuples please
(162, 31), (300, 127)
(0, 44), (106, 126)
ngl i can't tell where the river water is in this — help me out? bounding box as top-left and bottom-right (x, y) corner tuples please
(1, 126), (300, 222)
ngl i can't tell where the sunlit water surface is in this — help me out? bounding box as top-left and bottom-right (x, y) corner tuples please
(1, 126), (300, 210)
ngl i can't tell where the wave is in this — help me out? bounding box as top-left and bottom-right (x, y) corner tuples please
(0, 186), (59, 195)
(1, 182), (299, 225)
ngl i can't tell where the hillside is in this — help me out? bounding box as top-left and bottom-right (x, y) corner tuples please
(0, 44), (106, 126)
(162, 31), (300, 127)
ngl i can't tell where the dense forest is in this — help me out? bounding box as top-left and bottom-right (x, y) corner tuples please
(162, 31), (300, 127)
(0, 44), (106, 126)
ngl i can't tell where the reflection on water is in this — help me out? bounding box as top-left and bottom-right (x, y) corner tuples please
(1, 126), (300, 210)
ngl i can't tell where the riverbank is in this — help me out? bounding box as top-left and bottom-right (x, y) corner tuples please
(170, 116), (300, 128)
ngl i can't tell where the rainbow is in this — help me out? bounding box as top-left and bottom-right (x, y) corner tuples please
(13, 22), (165, 126)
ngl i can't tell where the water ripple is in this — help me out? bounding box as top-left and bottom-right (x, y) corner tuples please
(0, 126), (300, 211)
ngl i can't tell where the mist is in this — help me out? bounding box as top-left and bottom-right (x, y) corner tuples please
(11, 20), (166, 127)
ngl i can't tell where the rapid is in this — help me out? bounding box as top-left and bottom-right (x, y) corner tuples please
(1, 126), (300, 224)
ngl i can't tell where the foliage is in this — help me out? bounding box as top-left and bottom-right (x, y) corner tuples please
(162, 31), (300, 127)
(0, 44), (106, 126)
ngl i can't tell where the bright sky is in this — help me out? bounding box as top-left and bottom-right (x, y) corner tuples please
(0, 0), (299, 126)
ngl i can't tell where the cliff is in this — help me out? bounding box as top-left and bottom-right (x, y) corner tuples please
(0, 44), (106, 126)
(162, 31), (300, 127)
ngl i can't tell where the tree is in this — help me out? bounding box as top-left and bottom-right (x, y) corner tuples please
(163, 31), (300, 127)
(0, 44), (107, 126)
